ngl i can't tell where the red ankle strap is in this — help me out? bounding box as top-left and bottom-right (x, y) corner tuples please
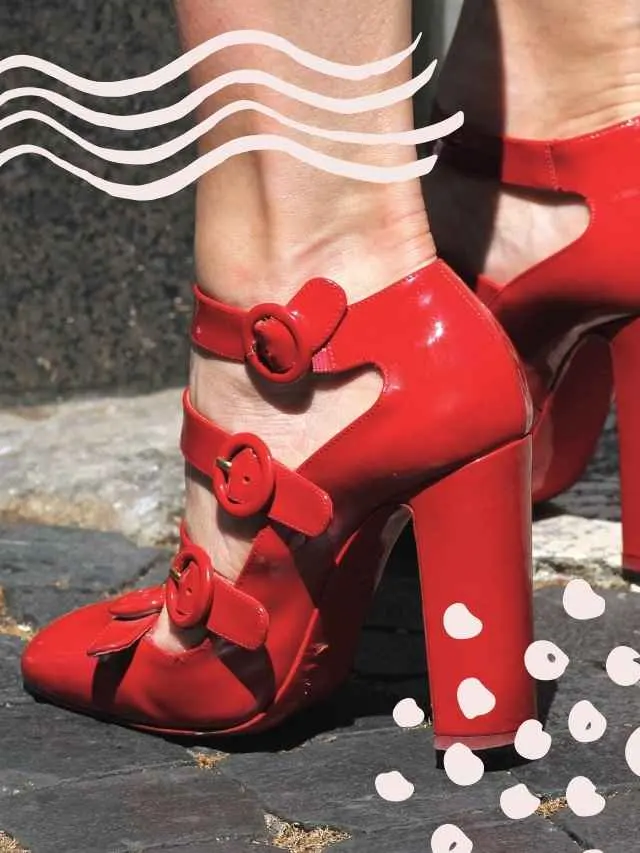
(433, 103), (640, 195)
(192, 277), (348, 384)
(181, 390), (333, 537)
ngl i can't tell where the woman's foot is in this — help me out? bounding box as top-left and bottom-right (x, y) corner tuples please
(152, 0), (443, 653)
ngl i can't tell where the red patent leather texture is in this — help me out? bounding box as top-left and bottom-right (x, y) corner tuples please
(22, 260), (536, 746)
(440, 116), (640, 571)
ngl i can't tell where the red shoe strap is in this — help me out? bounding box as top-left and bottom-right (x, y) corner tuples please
(88, 525), (270, 655)
(166, 524), (269, 650)
(432, 103), (640, 195)
(192, 277), (349, 383)
(181, 390), (333, 537)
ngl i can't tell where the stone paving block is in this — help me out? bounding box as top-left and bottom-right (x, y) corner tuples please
(533, 585), (640, 665)
(0, 523), (161, 593)
(0, 636), (27, 706)
(551, 786), (640, 853)
(0, 396), (185, 546)
(353, 628), (426, 682)
(221, 727), (516, 835)
(538, 655), (640, 735)
(134, 552), (172, 589)
(361, 572), (423, 634)
(512, 723), (638, 797)
(338, 813), (581, 853)
(1, 765), (268, 853)
(3, 585), (104, 630)
(0, 701), (190, 796)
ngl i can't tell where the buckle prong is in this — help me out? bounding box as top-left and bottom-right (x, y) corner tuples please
(215, 457), (233, 474)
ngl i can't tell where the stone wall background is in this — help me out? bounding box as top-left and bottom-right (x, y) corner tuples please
(0, 1), (462, 404)
(1, 2), (194, 404)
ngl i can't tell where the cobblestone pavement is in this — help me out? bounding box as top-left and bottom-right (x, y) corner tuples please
(0, 391), (627, 585)
(1, 512), (640, 853)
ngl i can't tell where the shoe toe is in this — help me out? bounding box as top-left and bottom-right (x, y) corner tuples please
(21, 600), (117, 711)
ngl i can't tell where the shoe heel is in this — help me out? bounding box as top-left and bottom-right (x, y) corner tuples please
(610, 316), (640, 577)
(409, 436), (536, 751)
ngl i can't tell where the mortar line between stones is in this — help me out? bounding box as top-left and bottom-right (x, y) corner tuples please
(2, 758), (194, 798)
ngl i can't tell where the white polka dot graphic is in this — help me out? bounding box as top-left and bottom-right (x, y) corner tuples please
(374, 770), (414, 802)
(606, 645), (640, 687)
(431, 823), (473, 853)
(514, 719), (552, 760)
(443, 603), (483, 639)
(457, 678), (496, 719)
(443, 743), (485, 787)
(524, 640), (570, 680)
(568, 701), (607, 744)
(562, 579), (606, 620)
(392, 698), (425, 729)
(500, 783), (541, 820)
(566, 776), (605, 817)
(624, 726), (640, 776)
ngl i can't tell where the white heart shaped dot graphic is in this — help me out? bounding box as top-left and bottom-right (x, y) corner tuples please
(457, 678), (496, 719)
(431, 823), (473, 853)
(524, 640), (570, 680)
(625, 726), (640, 776)
(606, 645), (640, 687)
(514, 719), (552, 760)
(566, 776), (605, 817)
(443, 743), (485, 787)
(392, 697), (425, 729)
(374, 770), (414, 802)
(568, 700), (607, 744)
(562, 579), (606, 620)
(443, 603), (483, 640)
(500, 783), (541, 820)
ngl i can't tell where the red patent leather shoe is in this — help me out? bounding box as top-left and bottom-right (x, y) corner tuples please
(437, 116), (640, 574)
(22, 260), (536, 749)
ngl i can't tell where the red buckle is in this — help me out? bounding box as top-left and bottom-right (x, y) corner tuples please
(166, 545), (214, 629)
(212, 433), (275, 518)
(242, 302), (313, 384)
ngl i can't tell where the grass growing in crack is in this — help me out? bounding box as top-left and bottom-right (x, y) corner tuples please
(536, 796), (568, 817)
(192, 750), (228, 770)
(0, 832), (29, 852)
(0, 588), (34, 640)
(267, 815), (349, 853)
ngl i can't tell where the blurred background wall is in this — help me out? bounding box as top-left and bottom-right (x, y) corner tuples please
(0, 0), (462, 404)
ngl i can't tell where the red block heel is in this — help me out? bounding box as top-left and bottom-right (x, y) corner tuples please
(411, 436), (535, 750)
(610, 317), (640, 577)
(22, 260), (537, 746)
(436, 114), (640, 563)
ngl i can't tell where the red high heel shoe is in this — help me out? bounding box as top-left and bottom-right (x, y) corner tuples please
(21, 260), (536, 749)
(437, 114), (640, 573)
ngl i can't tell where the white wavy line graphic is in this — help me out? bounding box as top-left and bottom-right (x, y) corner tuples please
(0, 30), (422, 94)
(0, 137), (439, 199)
(0, 61), (438, 131)
(0, 105), (463, 165)
(0, 31), (459, 196)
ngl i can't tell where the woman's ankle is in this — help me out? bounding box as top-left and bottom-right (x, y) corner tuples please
(193, 178), (435, 308)
(437, 0), (640, 140)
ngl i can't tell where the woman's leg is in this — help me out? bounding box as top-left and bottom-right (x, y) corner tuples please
(427, 0), (640, 283)
(157, 1), (435, 649)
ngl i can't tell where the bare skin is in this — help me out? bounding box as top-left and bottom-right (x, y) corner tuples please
(427, 0), (640, 286)
(155, 0), (435, 651)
